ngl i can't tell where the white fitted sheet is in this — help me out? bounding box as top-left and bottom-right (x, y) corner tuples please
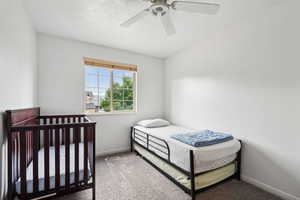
(16, 143), (91, 194)
(133, 125), (241, 174)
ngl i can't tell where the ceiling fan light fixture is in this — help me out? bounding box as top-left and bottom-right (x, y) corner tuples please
(151, 3), (169, 16)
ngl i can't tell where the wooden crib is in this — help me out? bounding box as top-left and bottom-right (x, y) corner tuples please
(5, 107), (96, 200)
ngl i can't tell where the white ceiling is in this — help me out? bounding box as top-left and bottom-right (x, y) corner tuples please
(24, 0), (284, 58)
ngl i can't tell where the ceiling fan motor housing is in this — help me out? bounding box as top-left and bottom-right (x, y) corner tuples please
(151, 0), (169, 16)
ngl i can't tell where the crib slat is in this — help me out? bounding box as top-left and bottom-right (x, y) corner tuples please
(74, 126), (80, 185)
(84, 127), (88, 184)
(44, 129), (50, 191)
(37, 119), (41, 149)
(65, 127), (70, 189)
(33, 129), (39, 193)
(55, 128), (60, 188)
(16, 133), (20, 178)
(26, 131), (29, 164)
(62, 118), (65, 145)
(79, 127), (82, 143)
(50, 118), (54, 146)
(20, 130), (27, 197)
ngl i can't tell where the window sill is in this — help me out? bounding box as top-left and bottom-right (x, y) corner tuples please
(86, 111), (137, 116)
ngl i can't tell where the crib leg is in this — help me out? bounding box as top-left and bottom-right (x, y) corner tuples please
(92, 161), (96, 200)
(192, 193), (196, 200)
(93, 184), (96, 200)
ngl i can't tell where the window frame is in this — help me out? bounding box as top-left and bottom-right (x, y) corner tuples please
(83, 58), (138, 115)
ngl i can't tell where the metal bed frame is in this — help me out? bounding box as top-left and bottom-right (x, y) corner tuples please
(130, 126), (242, 200)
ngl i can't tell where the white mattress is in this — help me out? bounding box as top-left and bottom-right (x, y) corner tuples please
(133, 125), (241, 174)
(16, 143), (91, 194)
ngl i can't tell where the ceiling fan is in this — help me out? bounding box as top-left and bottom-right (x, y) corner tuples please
(121, 0), (220, 36)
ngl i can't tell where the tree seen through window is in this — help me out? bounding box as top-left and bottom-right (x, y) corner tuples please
(85, 66), (136, 113)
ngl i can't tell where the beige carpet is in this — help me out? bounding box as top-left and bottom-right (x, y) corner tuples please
(56, 153), (282, 200)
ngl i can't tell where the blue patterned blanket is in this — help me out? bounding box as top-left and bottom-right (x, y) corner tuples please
(171, 130), (233, 147)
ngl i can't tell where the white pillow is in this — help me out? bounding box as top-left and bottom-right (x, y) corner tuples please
(137, 119), (170, 128)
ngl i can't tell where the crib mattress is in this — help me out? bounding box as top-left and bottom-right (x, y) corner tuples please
(133, 125), (241, 174)
(16, 143), (91, 194)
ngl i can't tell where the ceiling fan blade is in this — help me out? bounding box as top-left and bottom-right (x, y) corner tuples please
(121, 8), (150, 27)
(172, 1), (220, 14)
(160, 12), (176, 36)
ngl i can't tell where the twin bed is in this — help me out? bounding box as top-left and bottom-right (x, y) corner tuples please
(131, 122), (242, 200)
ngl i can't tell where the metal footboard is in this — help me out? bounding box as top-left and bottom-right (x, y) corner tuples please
(131, 127), (170, 161)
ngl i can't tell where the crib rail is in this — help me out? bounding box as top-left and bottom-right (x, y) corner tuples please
(39, 114), (86, 124)
(7, 109), (96, 200)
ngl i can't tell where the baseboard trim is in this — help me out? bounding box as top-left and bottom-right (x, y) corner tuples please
(96, 147), (130, 157)
(241, 175), (300, 200)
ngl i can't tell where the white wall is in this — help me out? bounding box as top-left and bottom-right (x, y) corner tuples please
(165, 1), (300, 200)
(0, 0), (37, 198)
(37, 34), (165, 155)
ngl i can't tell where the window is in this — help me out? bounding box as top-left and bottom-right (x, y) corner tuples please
(84, 57), (137, 114)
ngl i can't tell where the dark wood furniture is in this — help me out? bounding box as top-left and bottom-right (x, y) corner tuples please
(6, 107), (96, 200)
